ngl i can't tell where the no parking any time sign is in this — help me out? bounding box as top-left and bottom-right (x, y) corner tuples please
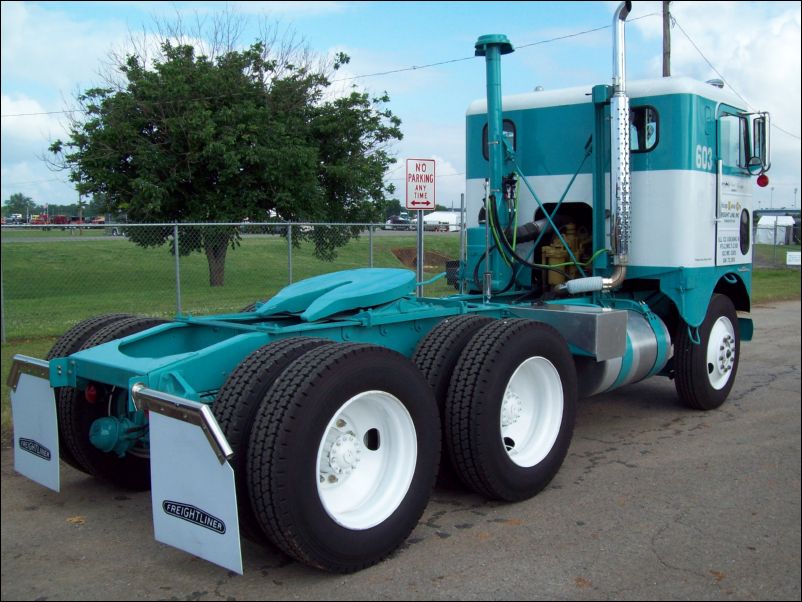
(406, 158), (436, 211)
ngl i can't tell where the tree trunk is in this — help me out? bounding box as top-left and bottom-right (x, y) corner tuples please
(205, 238), (228, 287)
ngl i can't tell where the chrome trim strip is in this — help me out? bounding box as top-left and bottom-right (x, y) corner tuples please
(130, 383), (233, 464)
(7, 355), (50, 390)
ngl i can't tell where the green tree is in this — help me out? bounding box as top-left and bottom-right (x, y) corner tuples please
(49, 36), (401, 286)
(3, 193), (36, 219)
(382, 198), (403, 220)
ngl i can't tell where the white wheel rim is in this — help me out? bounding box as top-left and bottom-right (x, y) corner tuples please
(316, 391), (417, 530)
(500, 356), (564, 468)
(706, 316), (736, 390)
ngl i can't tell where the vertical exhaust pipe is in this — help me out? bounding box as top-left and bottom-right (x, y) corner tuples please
(610, 1), (632, 277)
(559, 2), (631, 296)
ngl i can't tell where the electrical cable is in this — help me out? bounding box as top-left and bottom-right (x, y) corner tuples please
(489, 195), (571, 279)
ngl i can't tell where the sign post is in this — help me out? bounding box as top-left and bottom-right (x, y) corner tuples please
(406, 159), (436, 298)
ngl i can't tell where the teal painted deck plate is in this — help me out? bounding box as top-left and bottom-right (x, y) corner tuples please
(257, 268), (417, 322)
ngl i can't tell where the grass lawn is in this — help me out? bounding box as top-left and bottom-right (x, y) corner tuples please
(2, 231), (798, 434)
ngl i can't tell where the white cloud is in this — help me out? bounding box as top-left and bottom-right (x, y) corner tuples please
(229, 1), (349, 16)
(1, 161), (74, 207)
(1, 95), (69, 144)
(1, 2), (127, 93)
(630, 1), (801, 203)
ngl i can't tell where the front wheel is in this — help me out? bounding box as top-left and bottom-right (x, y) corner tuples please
(247, 343), (440, 573)
(674, 294), (740, 411)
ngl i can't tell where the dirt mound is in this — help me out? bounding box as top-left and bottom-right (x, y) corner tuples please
(392, 248), (452, 271)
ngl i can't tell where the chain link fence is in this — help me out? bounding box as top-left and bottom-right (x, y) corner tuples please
(3, 220), (797, 342)
(753, 220), (801, 268)
(1, 222), (460, 341)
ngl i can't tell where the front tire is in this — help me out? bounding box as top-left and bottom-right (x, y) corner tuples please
(674, 294), (740, 411)
(247, 343), (440, 572)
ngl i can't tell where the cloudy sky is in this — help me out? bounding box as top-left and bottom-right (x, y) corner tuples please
(2, 1), (800, 213)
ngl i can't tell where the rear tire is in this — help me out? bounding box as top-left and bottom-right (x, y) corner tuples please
(58, 316), (167, 490)
(446, 319), (577, 501)
(212, 337), (330, 542)
(674, 294), (740, 411)
(412, 314), (492, 481)
(46, 314), (136, 471)
(247, 343), (440, 572)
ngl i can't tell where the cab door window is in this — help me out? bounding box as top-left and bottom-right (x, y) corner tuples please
(719, 113), (749, 170)
(630, 106), (658, 152)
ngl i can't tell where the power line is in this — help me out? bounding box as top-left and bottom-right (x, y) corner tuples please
(0, 109), (80, 118)
(2, 14), (659, 119)
(672, 15), (801, 141)
(2, 177), (66, 186)
(333, 14), (657, 84)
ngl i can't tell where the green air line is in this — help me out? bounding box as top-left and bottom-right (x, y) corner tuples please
(527, 147), (591, 257)
(537, 247), (609, 269)
(512, 176), (520, 251)
(510, 147), (591, 277)
(416, 271), (447, 287)
(488, 195), (512, 267)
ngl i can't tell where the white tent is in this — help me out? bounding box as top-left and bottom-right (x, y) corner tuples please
(421, 211), (462, 232)
(756, 215), (795, 245)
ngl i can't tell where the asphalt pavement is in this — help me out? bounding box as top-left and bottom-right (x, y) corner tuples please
(1, 300), (799, 601)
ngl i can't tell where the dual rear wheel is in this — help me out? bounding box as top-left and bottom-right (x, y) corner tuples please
(224, 319), (578, 572)
(218, 341), (440, 573)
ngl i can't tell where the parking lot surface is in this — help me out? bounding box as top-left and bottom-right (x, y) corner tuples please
(2, 300), (799, 601)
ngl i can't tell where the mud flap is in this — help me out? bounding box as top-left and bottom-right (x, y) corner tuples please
(8, 356), (60, 492)
(131, 384), (242, 575)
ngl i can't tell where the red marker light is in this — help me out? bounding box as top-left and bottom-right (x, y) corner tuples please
(84, 384), (98, 404)
(757, 174), (769, 188)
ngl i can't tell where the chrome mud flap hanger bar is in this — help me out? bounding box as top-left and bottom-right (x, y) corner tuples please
(131, 384), (243, 574)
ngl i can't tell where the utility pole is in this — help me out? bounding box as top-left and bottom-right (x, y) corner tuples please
(662, 1), (672, 77)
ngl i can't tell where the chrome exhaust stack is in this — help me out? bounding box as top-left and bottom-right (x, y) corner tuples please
(609, 0), (632, 286)
(559, 1), (631, 296)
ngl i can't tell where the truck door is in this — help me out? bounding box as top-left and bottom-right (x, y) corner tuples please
(715, 109), (751, 266)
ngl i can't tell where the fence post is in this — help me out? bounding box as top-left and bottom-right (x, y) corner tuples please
(459, 192), (466, 294)
(1, 250), (6, 344)
(773, 221), (778, 266)
(369, 225), (374, 268)
(287, 223), (293, 284)
(173, 223), (182, 315)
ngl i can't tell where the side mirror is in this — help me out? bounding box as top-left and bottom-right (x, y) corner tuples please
(747, 156), (764, 176)
(752, 114), (771, 174)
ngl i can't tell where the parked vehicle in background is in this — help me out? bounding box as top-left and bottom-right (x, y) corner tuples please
(91, 215), (106, 224)
(383, 215), (413, 230)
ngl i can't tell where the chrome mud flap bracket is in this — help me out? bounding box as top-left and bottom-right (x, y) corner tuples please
(8, 355), (60, 492)
(131, 384), (243, 575)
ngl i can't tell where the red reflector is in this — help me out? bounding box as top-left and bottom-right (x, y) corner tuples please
(757, 174), (769, 187)
(84, 384), (98, 404)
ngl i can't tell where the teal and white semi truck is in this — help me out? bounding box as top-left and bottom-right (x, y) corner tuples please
(9, 2), (771, 574)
